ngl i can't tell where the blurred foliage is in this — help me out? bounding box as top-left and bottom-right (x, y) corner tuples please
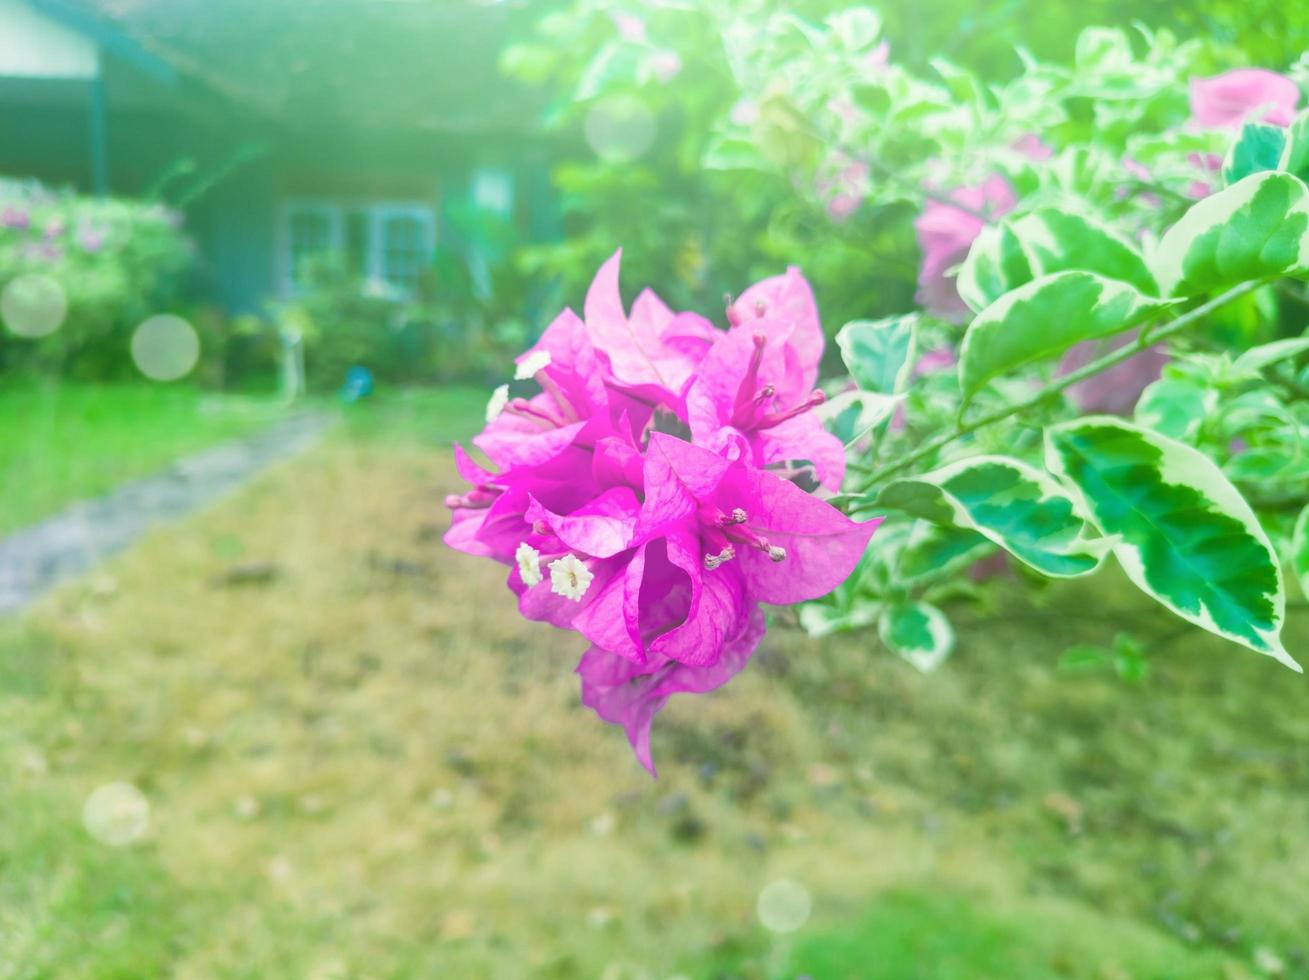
(271, 207), (534, 392)
(0, 182), (194, 379)
(502, 0), (1308, 329)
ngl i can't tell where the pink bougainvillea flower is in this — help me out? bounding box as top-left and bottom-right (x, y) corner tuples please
(446, 254), (878, 774)
(688, 268), (844, 490)
(914, 175), (1016, 321)
(1189, 68), (1300, 130)
(1056, 331), (1169, 414)
(583, 250), (717, 408)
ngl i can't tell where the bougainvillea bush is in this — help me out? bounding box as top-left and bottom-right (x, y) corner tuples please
(0, 181), (193, 378)
(452, 9), (1309, 769)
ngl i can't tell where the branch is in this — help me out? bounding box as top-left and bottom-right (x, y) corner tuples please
(855, 279), (1263, 491)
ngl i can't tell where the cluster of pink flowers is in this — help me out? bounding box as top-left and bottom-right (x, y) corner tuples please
(445, 251), (879, 773)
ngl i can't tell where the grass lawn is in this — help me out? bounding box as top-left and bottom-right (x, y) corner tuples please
(1, 397), (1307, 977)
(0, 381), (280, 535)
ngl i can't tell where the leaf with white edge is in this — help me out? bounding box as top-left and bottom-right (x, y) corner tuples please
(878, 601), (954, 672)
(1230, 337), (1309, 377)
(836, 315), (917, 394)
(896, 521), (993, 585)
(1222, 122), (1287, 187)
(818, 389), (902, 445)
(876, 455), (1108, 577)
(959, 271), (1170, 399)
(799, 601), (880, 638)
(1278, 110), (1309, 181)
(1045, 417), (1298, 669)
(1134, 378), (1217, 442)
(957, 222), (1034, 313)
(1292, 504), (1309, 600)
(1012, 209), (1159, 295)
(1153, 171), (1309, 298)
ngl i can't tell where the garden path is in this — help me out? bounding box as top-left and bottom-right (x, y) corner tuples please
(0, 412), (332, 615)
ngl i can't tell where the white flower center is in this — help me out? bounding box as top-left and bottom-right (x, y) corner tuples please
(515, 542), (543, 586)
(548, 553), (593, 602)
(485, 384), (509, 422)
(514, 349), (553, 380)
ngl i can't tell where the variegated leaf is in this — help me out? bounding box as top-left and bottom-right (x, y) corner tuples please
(836, 315), (917, 394)
(1045, 417), (1297, 669)
(1230, 337), (1309, 377)
(1134, 378), (1217, 442)
(1222, 122), (1287, 187)
(1153, 171), (1309, 297)
(876, 455), (1107, 577)
(1011, 209), (1159, 295)
(957, 222), (1035, 313)
(958, 271), (1169, 399)
(878, 601), (954, 672)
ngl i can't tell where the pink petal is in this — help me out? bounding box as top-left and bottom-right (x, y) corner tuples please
(754, 414), (846, 491)
(1190, 69), (1300, 130)
(731, 268), (824, 390)
(633, 433), (734, 541)
(524, 487), (641, 559)
(717, 465), (880, 604)
(646, 529), (749, 666)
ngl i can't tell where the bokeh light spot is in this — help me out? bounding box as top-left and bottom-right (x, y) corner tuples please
(756, 878), (811, 933)
(131, 314), (200, 381)
(1, 273), (67, 338)
(584, 95), (656, 162)
(82, 782), (150, 846)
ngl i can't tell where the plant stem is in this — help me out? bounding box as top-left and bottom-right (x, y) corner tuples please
(856, 279), (1262, 491)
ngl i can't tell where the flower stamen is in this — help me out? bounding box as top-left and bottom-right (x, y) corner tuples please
(516, 542), (543, 586)
(548, 554), (594, 602)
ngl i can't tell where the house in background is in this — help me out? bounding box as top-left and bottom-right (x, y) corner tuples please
(0, 0), (559, 313)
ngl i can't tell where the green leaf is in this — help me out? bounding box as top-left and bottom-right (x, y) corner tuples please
(1278, 110), (1309, 181)
(878, 601), (954, 672)
(1045, 417), (1297, 669)
(1011, 209), (1159, 295)
(1153, 171), (1309, 297)
(1134, 378), (1217, 441)
(1222, 122), (1287, 187)
(1230, 337), (1309, 377)
(876, 455), (1108, 577)
(958, 271), (1170, 399)
(799, 601), (880, 638)
(896, 521), (993, 585)
(1292, 504), (1309, 601)
(818, 389), (902, 444)
(836, 315), (917, 394)
(957, 222), (1035, 313)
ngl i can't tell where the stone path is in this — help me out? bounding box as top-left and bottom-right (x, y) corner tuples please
(0, 412), (333, 616)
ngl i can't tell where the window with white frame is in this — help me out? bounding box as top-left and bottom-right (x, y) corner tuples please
(279, 200), (436, 297)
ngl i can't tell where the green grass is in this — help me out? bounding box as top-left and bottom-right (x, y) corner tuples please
(1, 412), (1306, 977)
(0, 381), (281, 535)
(703, 889), (1236, 979)
(335, 384), (488, 448)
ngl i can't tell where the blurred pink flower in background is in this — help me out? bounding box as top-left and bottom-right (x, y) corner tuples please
(913, 175), (1016, 321)
(611, 11), (646, 42)
(1, 206), (29, 230)
(1056, 332), (1169, 415)
(1189, 68), (1300, 129)
(1012, 133), (1053, 161)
